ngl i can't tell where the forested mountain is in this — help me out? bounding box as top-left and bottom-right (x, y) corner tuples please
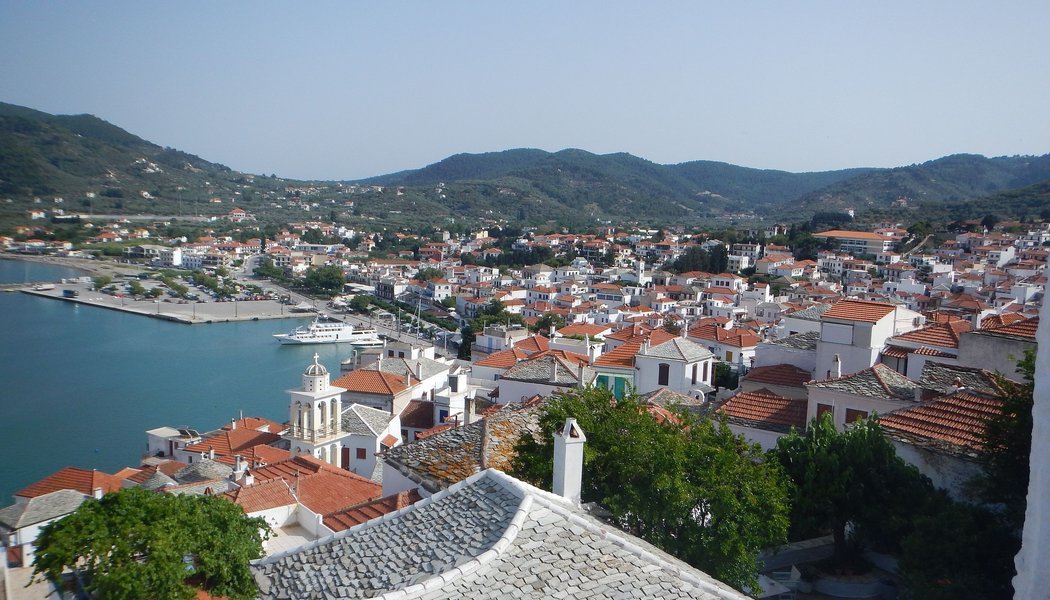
(2, 101), (1048, 227)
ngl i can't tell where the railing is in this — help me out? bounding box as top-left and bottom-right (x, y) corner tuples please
(288, 422), (343, 441)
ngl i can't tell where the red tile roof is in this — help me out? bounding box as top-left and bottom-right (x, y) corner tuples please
(323, 489), (424, 532)
(822, 299), (897, 323)
(221, 417), (285, 433)
(223, 478), (296, 513)
(249, 455), (381, 517)
(880, 391), (1004, 454)
(979, 316), (1039, 339)
(400, 400), (435, 430)
(514, 335), (551, 354)
(184, 428), (282, 458)
(893, 320), (970, 348)
(332, 369), (416, 395)
(473, 347), (530, 369)
(741, 364), (812, 388)
(687, 323), (760, 348)
(556, 323), (610, 338)
(594, 341), (642, 368)
(16, 467), (124, 499)
(718, 389), (808, 430)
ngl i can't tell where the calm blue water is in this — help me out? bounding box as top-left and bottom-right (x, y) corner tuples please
(0, 259), (346, 502)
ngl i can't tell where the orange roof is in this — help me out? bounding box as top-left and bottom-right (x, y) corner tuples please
(473, 347), (530, 369)
(332, 368), (416, 395)
(16, 467), (124, 499)
(893, 320), (970, 349)
(718, 389), (808, 430)
(687, 323), (760, 348)
(594, 341), (642, 368)
(822, 299), (897, 323)
(741, 364), (812, 388)
(221, 417), (285, 433)
(323, 489), (423, 532)
(514, 335), (550, 354)
(223, 478), (296, 513)
(880, 391), (1004, 453)
(979, 316), (1039, 339)
(184, 428), (282, 458)
(214, 444), (289, 467)
(249, 455), (381, 516)
(556, 323), (610, 338)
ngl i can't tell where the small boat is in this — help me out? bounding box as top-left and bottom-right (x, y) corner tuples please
(273, 314), (382, 345)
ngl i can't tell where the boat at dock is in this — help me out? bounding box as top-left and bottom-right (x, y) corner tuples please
(273, 314), (381, 345)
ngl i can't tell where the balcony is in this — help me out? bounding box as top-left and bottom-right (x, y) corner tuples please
(288, 422), (343, 441)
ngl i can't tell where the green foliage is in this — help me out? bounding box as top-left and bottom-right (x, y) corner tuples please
(414, 267), (444, 281)
(91, 274), (112, 289)
(32, 488), (270, 600)
(348, 294), (372, 313)
(772, 414), (935, 559)
(302, 265), (345, 295)
(253, 257), (287, 281)
(975, 349), (1036, 528)
(457, 325), (474, 360)
(668, 245), (728, 274)
(899, 501), (1019, 600)
(533, 313), (565, 334)
(511, 387), (791, 591)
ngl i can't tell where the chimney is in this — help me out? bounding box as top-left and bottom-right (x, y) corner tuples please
(230, 418), (237, 430)
(404, 371), (411, 386)
(233, 455), (246, 480)
(93, 487), (104, 499)
(577, 362), (585, 388)
(208, 447), (215, 460)
(551, 359), (558, 383)
(831, 354), (841, 379)
(914, 387), (924, 402)
(243, 469), (254, 487)
(553, 418), (586, 504)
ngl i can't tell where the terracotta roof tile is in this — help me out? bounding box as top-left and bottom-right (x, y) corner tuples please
(473, 347), (530, 369)
(400, 400), (436, 430)
(249, 455), (381, 516)
(892, 320), (970, 348)
(741, 364), (811, 388)
(977, 316), (1039, 339)
(822, 299), (897, 323)
(221, 417), (286, 433)
(223, 478), (296, 513)
(332, 369), (416, 395)
(718, 389), (808, 432)
(16, 467), (124, 499)
(323, 489), (424, 532)
(514, 335), (550, 354)
(184, 429), (282, 458)
(880, 391), (1004, 455)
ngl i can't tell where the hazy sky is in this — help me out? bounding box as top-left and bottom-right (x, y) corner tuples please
(2, 2), (1048, 180)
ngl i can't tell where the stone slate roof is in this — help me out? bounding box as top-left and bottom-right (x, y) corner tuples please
(139, 468), (178, 491)
(641, 388), (707, 414)
(344, 403), (396, 436)
(0, 489), (87, 531)
(808, 364), (921, 400)
(381, 402), (542, 493)
(251, 469), (746, 600)
(767, 331), (820, 351)
(783, 304), (833, 322)
(644, 337), (714, 363)
(500, 354), (594, 387)
(173, 458), (234, 484)
(919, 362), (1004, 395)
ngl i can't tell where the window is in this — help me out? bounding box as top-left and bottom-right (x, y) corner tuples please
(595, 375), (609, 389)
(691, 364), (698, 384)
(702, 361), (709, 382)
(816, 403), (834, 419)
(450, 377), (458, 393)
(658, 363), (670, 386)
(355, 448), (366, 460)
(725, 351), (734, 363)
(845, 408), (869, 423)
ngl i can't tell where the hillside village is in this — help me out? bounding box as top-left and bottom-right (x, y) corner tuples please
(1, 212), (1044, 598)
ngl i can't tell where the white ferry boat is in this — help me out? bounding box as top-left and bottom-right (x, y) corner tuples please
(273, 315), (381, 345)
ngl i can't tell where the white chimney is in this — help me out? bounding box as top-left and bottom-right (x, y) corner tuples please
(553, 418), (586, 504)
(831, 354), (841, 379)
(233, 455), (246, 480)
(230, 418), (237, 430)
(243, 469), (254, 487)
(208, 447), (215, 460)
(93, 487), (103, 499)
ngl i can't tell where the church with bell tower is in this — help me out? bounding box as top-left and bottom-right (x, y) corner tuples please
(287, 354), (346, 466)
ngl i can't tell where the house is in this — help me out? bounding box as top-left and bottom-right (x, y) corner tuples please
(814, 299), (923, 380)
(687, 321), (760, 369)
(806, 363), (925, 431)
(252, 417), (748, 600)
(494, 354), (594, 403)
(813, 229), (897, 255)
(956, 316), (1039, 379)
(0, 490), (89, 566)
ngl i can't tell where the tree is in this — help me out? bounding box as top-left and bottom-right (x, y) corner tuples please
(974, 349), (1035, 528)
(302, 265), (345, 295)
(33, 488), (270, 600)
(772, 414), (934, 562)
(92, 274), (112, 290)
(981, 213), (1001, 231)
(511, 387), (791, 591)
(414, 267), (444, 282)
(253, 257), (286, 280)
(457, 325), (475, 360)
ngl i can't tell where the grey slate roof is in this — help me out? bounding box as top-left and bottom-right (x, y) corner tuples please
(344, 403), (396, 436)
(920, 362), (1003, 395)
(381, 402), (542, 493)
(784, 303), (833, 322)
(140, 468), (178, 491)
(501, 355), (593, 386)
(0, 489), (87, 531)
(251, 469), (746, 600)
(645, 337), (715, 363)
(173, 458), (233, 484)
(808, 364), (921, 400)
(768, 331), (820, 351)
(641, 388), (709, 415)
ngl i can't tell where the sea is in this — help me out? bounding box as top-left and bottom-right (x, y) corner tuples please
(0, 259), (350, 502)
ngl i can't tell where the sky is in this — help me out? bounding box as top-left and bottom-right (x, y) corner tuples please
(2, 1), (1048, 181)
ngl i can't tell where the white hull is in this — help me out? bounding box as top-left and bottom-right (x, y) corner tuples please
(274, 315), (381, 346)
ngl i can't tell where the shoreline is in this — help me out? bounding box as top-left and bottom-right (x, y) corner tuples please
(0, 252), (143, 278)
